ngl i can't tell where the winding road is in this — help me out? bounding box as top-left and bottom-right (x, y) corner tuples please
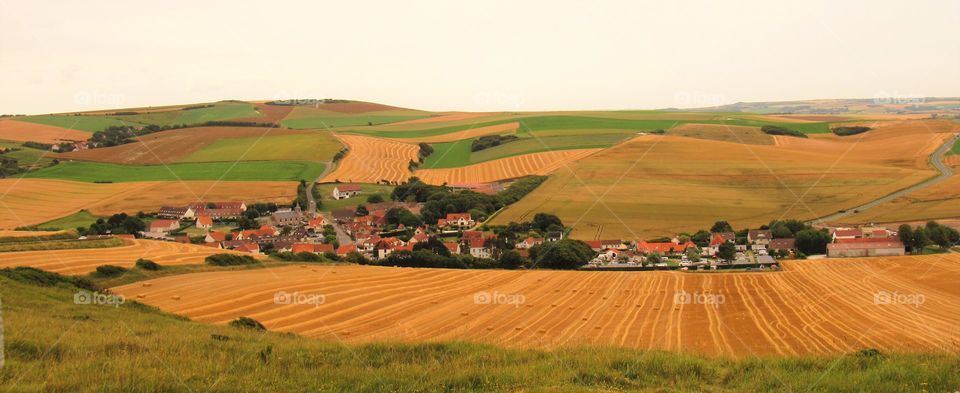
(814, 133), (960, 224)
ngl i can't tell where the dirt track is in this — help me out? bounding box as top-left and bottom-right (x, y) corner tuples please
(113, 255), (960, 357)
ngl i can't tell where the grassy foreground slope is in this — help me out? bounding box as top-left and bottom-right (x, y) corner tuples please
(1, 271), (958, 392)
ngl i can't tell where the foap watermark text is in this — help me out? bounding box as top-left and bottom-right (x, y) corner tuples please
(874, 291), (925, 308)
(473, 291), (525, 307)
(274, 291), (326, 308)
(74, 290), (125, 308)
(674, 291), (725, 307)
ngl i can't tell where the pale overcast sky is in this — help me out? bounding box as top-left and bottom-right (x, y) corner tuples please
(1, 0), (957, 114)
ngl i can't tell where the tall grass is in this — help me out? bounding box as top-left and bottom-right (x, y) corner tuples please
(1, 273), (958, 392)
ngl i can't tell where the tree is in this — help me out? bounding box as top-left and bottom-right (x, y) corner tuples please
(769, 221), (794, 238)
(716, 242), (736, 261)
(684, 247), (701, 262)
(691, 230), (712, 248)
(498, 249), (528, 269)
(911, 228), (930, 253)
(366, 194), (384, 204)
(413, 236), (451, 257)
(898, 224), (913, 251)
(355, 204), (369, 216)
(532, 213), (562, 232)
(646, 253), (662, 265)
(711, 221), (734, 233)
(795, 229), (831, 255)
(528, 239), (593, 270)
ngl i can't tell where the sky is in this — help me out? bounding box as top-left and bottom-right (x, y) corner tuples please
(1, 0), (958, 114)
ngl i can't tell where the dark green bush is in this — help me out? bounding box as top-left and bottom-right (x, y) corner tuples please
(94, 265), (128, 277)
(205, 254), (260, 266)
(134, 258), (162, 271)
(229, 317), (266, 331)
(760, 125), (807, 138)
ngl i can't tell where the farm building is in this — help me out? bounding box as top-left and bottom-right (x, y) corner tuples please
(271, 206), (303, 226)
(149, 219), (181, 234)
(747, 230), (773, 245)
(332, 184), (363, 200)
(831, 228), (863, 241)
(768, 238), (797, 252)
(157, 206), (195, 220)
(438, 213), (475, 229)
(827, 239), (905, 258)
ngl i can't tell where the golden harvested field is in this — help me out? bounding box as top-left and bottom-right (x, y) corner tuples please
(492, 126), (941, 239)
(0, 179), (298, 228)
(668, 123), (773, 145)
(0, 238), (259, 275)
(58, 126), (311, 165)
(844, 175), (960, 224)
(113, 255), (960, 357)
(0, 119), (90, 143)
(0, 230), (67, 237)
(414, 149), (601, 185)
(773, 120), (959, 170)
(321, 135), (419, 183)
(390, 112), (499, 126)
(0, 179), (144, 228)
(394, 122), (520, 143)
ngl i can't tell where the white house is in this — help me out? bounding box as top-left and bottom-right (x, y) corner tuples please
(332, 184), (363, 200)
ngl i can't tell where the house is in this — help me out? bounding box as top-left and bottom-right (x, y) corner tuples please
(331, 208), (356, 222)
(292, 243), (334, 254)
(195, 208), (243, 220)
(172, 235), (191, 244)
(636, 241), (696, 255)
(271, 207), (303, 226)
(705, 232), (735, 255)
(515, 236), (544, 249)
(336, 244), (358, 256)
(205, 231), (227, 243)
(234, 243), (260, 254)
(468, 239), (492, 258)
(831, 228), (863, 241)
(158, 206), (195, 220)
(307, 217), (329, 231)
(439, 213), (474, 229)
(462, 230), (484, 242)
(827, 239), (905, 258)
(747, 230), (773, 245)
(332, 184), (363, 200)
(408, 232), (429, 244)
(768, 238), (797, 253)
(196, 216), (213, 229)
(546, 231), (564, 242)
(273, 241), (295, 253)
(443, 242), (461, 255)
(188, 201), (247, 212)
(149, 219), (180, 234)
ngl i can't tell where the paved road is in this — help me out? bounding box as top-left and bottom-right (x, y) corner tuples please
(814, 133), (960, 224)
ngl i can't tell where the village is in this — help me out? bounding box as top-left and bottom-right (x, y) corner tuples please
(129, 182), (930, 271)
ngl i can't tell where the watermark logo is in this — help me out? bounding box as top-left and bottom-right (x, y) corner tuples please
(872, 91), (925, 106)
(674, 291), (725, 307)
(74, 290), (125, 308)
(473, 291), (525, 308)
(274, 291), (326, 308)
(672, 91), (727, 108)
(873, 291), (925, 308)
(73, 90), (126, 107)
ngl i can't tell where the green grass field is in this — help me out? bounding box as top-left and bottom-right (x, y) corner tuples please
(24, 160), (326, 182)
(281, 114), (431, 129)
(949, 138), (960, 155)
(0, 271), (958, 392)
(13, 115), (137, 133)
(0, 142), (56, 167)
(178, 132), (343, 163)
(315, 183), (396, 211)
(30, 210), (101, 231)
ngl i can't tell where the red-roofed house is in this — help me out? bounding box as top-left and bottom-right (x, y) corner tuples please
(408, 232), (429, 244)
(831, 228), (863, 241)
(439, 213), (474, 229)
(333, 184), (363, 200)
(444, 242), (461, 255)
(636, 241), (696, 255)
(196, 216), (213, 229)
(827, 239), (904, 258)
(468, 238), (492, 258)
(515, 236), (544, 249)
(234, 243), (260, 254)
(149, 219), (180, 234)
(292, 243), (334, 254)
(336, 244), (357, 256)
(205, 231), (227, 243)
